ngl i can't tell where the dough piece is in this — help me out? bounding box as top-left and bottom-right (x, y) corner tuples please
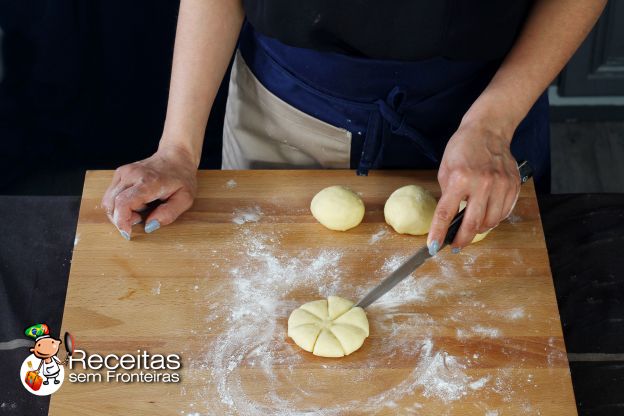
(310, 186), (365, 231)
(384, 185), (437, 235)
(288, 296), (369, 357)
(459, 201), (490, 243)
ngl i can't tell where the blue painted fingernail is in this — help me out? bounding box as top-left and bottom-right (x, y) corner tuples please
(145, 220), (160, 234)
(452, 247), (461, 254)
(119, 230), (131, 241)
(428, 240), (440, 256)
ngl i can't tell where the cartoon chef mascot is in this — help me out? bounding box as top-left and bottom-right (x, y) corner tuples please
(25, 324), (63, 385)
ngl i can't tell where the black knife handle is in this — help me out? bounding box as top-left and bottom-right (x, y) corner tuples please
(443, 160), (533, 246)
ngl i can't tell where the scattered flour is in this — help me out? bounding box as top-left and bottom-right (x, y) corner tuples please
(151, 281), (161, 295)
(225, 179), (237, 189)
(371, 255), (453, 307)
(74, 233), (80, 247)
(504, 307), (525, 320)
(469, 376), (490, 390)
(182, 230), (503, 415)
(457, 325), (501, 339)
(412, 339), (472, 402)
(369, 228), (388, 244)
(232, 206), (263, 225)
(381, 254), (406, 274)
(456, 328), (469, 339)
(471, 325), (502, 338)
(178, 217), (540, 414)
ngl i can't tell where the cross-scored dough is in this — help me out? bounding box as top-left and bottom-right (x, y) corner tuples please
(288, 296), (369, 357)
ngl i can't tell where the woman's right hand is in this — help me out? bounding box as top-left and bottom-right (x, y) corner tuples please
(102, 143), (198, 240)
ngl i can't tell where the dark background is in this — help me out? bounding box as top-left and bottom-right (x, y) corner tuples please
(0, 0), (623, 195)
(0, 1), (623, 415)
(0, 0), (227, 195)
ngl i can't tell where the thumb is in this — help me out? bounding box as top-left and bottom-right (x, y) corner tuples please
(143, 190), (194, 233)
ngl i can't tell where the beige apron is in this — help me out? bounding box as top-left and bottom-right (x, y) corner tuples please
(222, 52), (352, 170)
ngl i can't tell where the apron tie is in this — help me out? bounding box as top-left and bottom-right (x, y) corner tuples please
(357, 86), (439, 176)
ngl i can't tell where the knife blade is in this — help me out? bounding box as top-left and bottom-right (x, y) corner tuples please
(355, 160), (533, 309)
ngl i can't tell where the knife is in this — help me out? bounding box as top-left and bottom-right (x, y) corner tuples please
(355, 160), (533, 309)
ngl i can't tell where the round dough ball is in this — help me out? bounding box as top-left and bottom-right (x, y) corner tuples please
(288, 296), (369, 357)
(310, 186), (365, 231)
(384, 185), (437, 235)
(459, 201), (490, 243)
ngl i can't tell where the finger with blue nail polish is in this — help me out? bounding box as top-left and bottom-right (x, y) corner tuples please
(428, 240), (440, 256)
(427, 191), (463, 258)
(145, 220), (161, 234)
(143, 190), (194, 235)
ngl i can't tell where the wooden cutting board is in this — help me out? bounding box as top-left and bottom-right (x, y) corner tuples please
(50, 170), (576, 416)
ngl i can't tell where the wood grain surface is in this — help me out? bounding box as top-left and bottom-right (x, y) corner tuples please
(49, 170), (576, 416)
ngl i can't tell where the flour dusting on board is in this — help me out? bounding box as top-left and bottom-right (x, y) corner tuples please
(232, 205), (263, 224)
(471, 325), (502, 338)
(369, 227), (387, 244)
(225, 179), (237, 189)
(177, 224), (528, 416)
(175, 221), (529, 416)
(504, 307), (526, 320)
(369, 254), (453, 307)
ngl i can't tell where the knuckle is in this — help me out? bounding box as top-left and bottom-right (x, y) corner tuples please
(480, 177), (493, 192)
(183, 198), (194, 211)
(463, 219), (481, 233)
(133, 184), (148, 196)
(125, 163), (143, 176)
(115, 166), (129, 176)
(182, 189), (196, 201)
(101, 195), (111, 208)
(437, 169), (450, 184)
(450, 171), (469, 187)
(141, 170), (159, 183)
(435, 208), (454, 222)
(114, 193), (129, 206)
(158, 210), (174, 225)
(178, 194), (192, 208)
(494, 171), (507, 184)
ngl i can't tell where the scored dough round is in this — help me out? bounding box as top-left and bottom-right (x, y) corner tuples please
(288, 296), (369, 357)
(384, 185), (437, 235)
(310, 186), (365, 231)
(459, 201), (490, 243)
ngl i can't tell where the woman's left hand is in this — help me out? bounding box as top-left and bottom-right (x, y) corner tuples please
(426, 120), (520, 255)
